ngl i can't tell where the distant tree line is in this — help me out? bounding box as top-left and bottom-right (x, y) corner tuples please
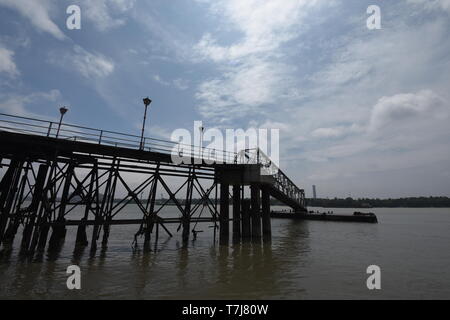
(306, 197), (450, 208)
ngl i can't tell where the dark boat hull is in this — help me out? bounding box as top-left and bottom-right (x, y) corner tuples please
(271, 212), (378, 223)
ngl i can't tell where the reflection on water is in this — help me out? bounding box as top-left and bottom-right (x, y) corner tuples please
(1, 207), (450, 299)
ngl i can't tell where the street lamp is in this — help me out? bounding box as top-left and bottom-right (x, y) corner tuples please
(56, 106), (68, 138)
(140, 97), (152, 150)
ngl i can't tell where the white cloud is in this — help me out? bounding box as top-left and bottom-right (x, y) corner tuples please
(82, 0), (135, 31)
(369, 90), (447, 132)
(0, 0), (65, 40)
(152, 74), (170, 86)
(153, 75), (189, 90)
(311, 60), (372, 86)
(50, 46), (115, 79)
(296, 88), (450, 191)
(194, 0), (328, 121)
(298, 90), (449, 162)
(311, 124), (363, 139)
(0, 47), (19, 76)
(275, 15), (450, 155)
(194, 0), (320, 62)
(134, 6), (196, 64)
(311, 127), (344, 139)
(173, 78), (189, 91)
(196, 58), (295, 121)
(407, 0), (450, 14)
(0, 89), (62, 116)
(0, 96), (29, 115)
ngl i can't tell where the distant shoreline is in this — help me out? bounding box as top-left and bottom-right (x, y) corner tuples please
(52, 196), (450, 209)
(305, 206), (450, 209)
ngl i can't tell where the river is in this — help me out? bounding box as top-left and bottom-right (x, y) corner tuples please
(0, 206), (449, 299)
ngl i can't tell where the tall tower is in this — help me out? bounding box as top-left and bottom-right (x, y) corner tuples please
(312, 185), (317, 200)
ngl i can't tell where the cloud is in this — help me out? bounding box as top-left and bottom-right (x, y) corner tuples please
(407, 0), (450, 14)
(50, 46), (115, 79)
(298, 88), (450, 190)
(0, 47), (19, 76)
(273, 11), (450, 161)
(300, 90), (448, 160)
(173, 78), (189, 91)
(0, 0), (65, 40)
(0, 89), (62, 116)
(152, 74), (170, 86)
(133, 4), (197, 64)
(153, 74), (189, 90)
(82, 0), (135, 31)
(311, 124), (363, 139)
(310, 60), (372, 87)
(196, 58), (295, 121)
(369, 90), (446, 132)
(194, 0), (328, 121)
(194, 0), (320, 62)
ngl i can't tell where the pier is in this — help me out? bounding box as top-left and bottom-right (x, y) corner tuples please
(0, 113), (307, 255)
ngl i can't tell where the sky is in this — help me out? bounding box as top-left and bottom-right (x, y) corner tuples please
(0, 0), (449, 199)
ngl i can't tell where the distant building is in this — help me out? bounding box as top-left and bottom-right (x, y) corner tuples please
(312, 185), (317, 200)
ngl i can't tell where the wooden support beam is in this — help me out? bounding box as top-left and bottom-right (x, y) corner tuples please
(76, 165), (97, 247)
(34, 162), (57, 251)
(219, 182), (229, 244)
(48, 163), (74, 251)
(0, 159), (23, 246)
(144, 167), (159, 250)
(102, 163), (119, 248)
(182, 169), (194, 244)
(251, 184), (261, 240)
(241, 199), (251, 240)
(91, 160), (116, 252)
(261, 186), (271, 242)
(232, 184), (241, 241)
(21, 164), (49, 252)
(2, 162), (30, 247)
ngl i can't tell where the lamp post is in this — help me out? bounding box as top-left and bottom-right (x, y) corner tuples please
(140, 97), (152, 150)
(56, 106), (68, 138)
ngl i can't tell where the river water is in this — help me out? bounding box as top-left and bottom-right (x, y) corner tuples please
(0, 206), (449, 300)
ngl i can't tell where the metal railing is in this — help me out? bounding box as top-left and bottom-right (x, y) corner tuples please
(0, 113), (239, 164)
(238, 148), (306, 209)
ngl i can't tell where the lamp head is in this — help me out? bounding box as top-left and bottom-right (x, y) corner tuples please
(143, 97), (152, 107)
(59, 107), (68, 116)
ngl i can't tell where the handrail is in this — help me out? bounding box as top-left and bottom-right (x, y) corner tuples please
(238, 148), (305, 209)
(0, 112), (237, 163)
